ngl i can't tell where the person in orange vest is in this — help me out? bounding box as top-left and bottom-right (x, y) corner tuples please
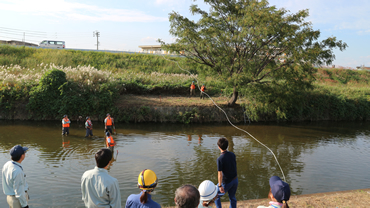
(190, 81), (196, 97)
(105, 132), (116, 152)
(104, 113), (114, 134)
(62, 115), (71, 136)
(200, 84), (206, 99)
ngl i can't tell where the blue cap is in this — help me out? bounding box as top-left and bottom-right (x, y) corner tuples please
(63, 115), (67, 118)
(106, 113), (110, 116)
(86, 116), (90, 120)
(10, 145), (29, 158)
(269, 176), (290, 203)
(106, 132), (110, 136)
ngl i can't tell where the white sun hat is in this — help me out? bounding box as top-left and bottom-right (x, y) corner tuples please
(198, 180), (218, 201)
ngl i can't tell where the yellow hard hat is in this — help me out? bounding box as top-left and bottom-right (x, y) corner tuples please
(137, 169), (158, 191)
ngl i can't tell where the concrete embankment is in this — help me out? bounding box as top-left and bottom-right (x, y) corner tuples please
(217, 188), (370, 208)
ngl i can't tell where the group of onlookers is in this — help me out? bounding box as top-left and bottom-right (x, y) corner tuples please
(2, 138), (291, 208)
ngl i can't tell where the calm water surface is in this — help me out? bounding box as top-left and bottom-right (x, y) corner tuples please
(0, 121), (370, 207)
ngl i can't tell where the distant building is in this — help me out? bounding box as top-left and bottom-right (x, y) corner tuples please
(138, 45), (176, 54)
(0, 40), (38, 47)
(356, 65), (370, 70)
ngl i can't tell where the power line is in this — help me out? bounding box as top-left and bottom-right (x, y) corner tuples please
(0, 27), (46, 35)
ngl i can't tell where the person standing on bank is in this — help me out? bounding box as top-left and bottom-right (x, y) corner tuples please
(85, 117), (93, 137)
(81, 148), (121, 208)
(257, 176), (291, 208)
(2, 145), (29, 208)
(125, 169), (160, 208)
(200, 84), (206, 99)
(62, 115), (71, 136)
(104, 113), (114, 135)
(214, 138), (238, 208)
(190, 81), (196, 97)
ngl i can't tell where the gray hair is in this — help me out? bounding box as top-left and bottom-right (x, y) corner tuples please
(175, 185), (200, 208)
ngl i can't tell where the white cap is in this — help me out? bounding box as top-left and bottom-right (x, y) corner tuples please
(198, 180), (218, 201)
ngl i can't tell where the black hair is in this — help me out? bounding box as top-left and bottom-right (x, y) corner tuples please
(11, 154), (23, 162)
(175, 185), (200, 208)
(217, 138), (228, 150)
(95, 148), (112, 168)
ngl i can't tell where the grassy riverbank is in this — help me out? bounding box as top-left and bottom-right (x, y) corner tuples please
(1, 45), (370, 122)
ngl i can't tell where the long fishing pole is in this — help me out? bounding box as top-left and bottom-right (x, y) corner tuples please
(161, 55), (286, 182)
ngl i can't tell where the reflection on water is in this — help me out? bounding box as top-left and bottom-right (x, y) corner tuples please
(0, 121), (370, 207)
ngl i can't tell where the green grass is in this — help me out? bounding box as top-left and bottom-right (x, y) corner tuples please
(1, 44), (370, 122)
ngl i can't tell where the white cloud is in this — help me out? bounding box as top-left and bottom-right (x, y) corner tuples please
(269, 0), (370, 31)
(0, 0), (167, 22)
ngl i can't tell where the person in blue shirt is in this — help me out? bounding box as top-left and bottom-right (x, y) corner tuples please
(81, 148), (121, 208)
(214, 138), (238, 208)
(2, 145), (29, 208)
(257, 176), (291, 208)
(125, 169), (161, 208)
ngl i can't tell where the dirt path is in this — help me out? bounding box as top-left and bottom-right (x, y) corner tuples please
(116, 94), (238, 108)
(220, 188), (370, 208)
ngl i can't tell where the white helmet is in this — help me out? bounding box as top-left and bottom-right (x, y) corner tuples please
(198, 180), (218, 201)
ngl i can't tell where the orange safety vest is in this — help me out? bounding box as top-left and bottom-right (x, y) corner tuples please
(62, 118), (70, 128)
(190, 84), (196, 89)
(201, 86), (205, 92)
(106, 136), (116, 147)
(105, 117), (112, 126)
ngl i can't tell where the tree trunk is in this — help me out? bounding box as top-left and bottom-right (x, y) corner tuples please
(228, 86), (238, 106)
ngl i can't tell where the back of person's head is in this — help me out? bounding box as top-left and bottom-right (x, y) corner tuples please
(95, 148), (112, 168)
(175, 184), (200, 208)
(269, 176), (291, 208)
(217, 138), (228, 150)
(10, 145), (28, 162)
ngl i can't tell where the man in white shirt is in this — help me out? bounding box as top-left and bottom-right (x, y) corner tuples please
(2, 145), (29, 208)
(81, 148), (121, 208)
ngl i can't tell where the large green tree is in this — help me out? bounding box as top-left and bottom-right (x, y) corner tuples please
(160, 0), (347, 106)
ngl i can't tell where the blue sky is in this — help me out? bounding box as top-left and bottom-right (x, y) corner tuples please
(0, 0), (369, 68)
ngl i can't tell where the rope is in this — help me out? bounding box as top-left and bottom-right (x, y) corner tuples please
(161, 55), (286, 182)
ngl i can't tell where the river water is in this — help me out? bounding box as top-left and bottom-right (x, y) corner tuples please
(0, 121), (370, 207)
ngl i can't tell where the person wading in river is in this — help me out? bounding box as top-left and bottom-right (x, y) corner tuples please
(81, 148), (121, 208)
(105, 131), (116, 152)
(2, 145), (30, 208)
(125, 169), (160, 208)
(104, 113), (114, 135)
(85, 116), (93, 137)
(62, 115), (71, 136)
(214, 138), (238, 208)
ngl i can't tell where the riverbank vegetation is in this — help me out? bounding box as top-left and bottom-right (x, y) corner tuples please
(1, 45), (370, 122)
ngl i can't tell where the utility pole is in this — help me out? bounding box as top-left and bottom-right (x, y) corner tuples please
(93, 30), (100, 50)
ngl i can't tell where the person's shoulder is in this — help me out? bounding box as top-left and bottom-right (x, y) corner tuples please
(127, 193), (141, 201)
(150, 200), (161, 208)
(81, 168), (96, 178)
(2, 161), (13, 170)
(226, 151), (236, 157)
